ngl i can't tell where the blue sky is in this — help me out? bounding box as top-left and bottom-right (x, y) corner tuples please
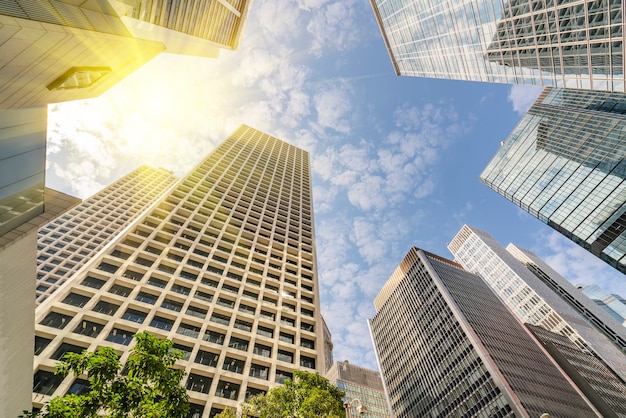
(46, 0), (624, 370)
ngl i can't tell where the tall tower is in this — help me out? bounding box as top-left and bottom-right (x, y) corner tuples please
(36, 165), (178, 304)
(581, 285), (626, 326)
(369, 247), (598, 417)
(481, 87), (626, 273)
(370, 0), (624, 91)
(32, 126), (323, 417)
(448, 225), (626, 382)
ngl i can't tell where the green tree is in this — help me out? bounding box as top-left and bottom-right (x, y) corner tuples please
(214, 370), (345, 418)
(22, 331), (189, 418)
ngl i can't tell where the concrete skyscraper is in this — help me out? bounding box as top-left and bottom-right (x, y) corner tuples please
(36, 165), (178, 304)
(481, 87), (626, 273)
(448, 225), (626, 382)
(369, 247), (598, 417)
(370, 0), (624, 92)
(32, 126), (323, 417)
(326, 360), (390, 418)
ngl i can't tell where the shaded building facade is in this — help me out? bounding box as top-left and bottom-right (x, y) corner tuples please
(581, 284), (626, 326)
(369, 247), (597, 417)
(32, 126), (324, 417)
(481, 87), (626, 273)
(370, 0), (624, 91)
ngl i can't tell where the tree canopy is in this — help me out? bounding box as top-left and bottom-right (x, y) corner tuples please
(215, 369), (345, 418)
(22, 331), (189, 418)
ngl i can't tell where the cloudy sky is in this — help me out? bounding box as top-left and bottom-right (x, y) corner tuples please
(46, 0), (625, 370)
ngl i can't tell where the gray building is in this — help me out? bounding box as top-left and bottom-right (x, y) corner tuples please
(370, 0), (624, 91)
(449, 225), (626, 381)
(481, 87), (626, 273)
(581, 284), (626, 326)
(369, 247), (598, 417)
(32, 126), (324, 417)
(326, 360), (390, 418)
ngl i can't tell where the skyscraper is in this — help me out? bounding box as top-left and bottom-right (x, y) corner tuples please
(580, 284), (626, 326)
(32, 126), (323, 417)
(370, 0), (624, 92)
(448, 225), (626, 382)
(369, 247), (598, 417)
(326, 360), (390, 418)
(481, 87), (626, 273)
(36, 165), (178, 304)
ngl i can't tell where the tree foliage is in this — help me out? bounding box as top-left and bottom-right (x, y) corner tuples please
(214, 370), (345, 418)
(22, 331), (189, 418)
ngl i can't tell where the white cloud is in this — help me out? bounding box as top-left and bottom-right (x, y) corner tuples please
(508, 85), (544, 114)
(313, 88), (352, 133)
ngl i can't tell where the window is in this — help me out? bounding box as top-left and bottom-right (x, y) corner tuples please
(122, 308), (148, 323)
(253, 343), (271, 358)
(277, 350), (293, 363)
(33, 370), (64, 395)
(177, 323), (201, 338)
(106, 328), (133, 345)
(194, 290), (213, 302)
(73, 319), (104, 337)
(172, 284), (191, 295)
(238, 304), (256, 315)
(257, 326), (274, 338)
(300, 356), (316, 369)
(97, 262), (118, 274)
(279, 332), (294, 344)
(108, 284), (132, 297)
(222, 357), (245, 374)
(51, 343), (85, 360)
(187, 404), (205, 418)
(82, 276), (106, 289)
(161, 299), (183, 312)
(234, 319), (252, 332)
(40, 312), (72, 329)
(204, 330), (225, 345)
(122, 269), (144, 281)
(136, 292), (158, 304)
(172, 343), (192, 361)
(249, 364), (269, 380)
(301, 308), (314, 317)
(150, 316), (174, 331)
(228, 337), (249, 351)
(210, 313), (230, 325)
(300, 338), (315, 349)
(35, 336), (52, 355)
(281, 316), (295, 327)
(67, 379), (90, 395)
(216, 297), (235, 309)
(62, 293), (91, 308)
(186, 373), (212, 394)
(148, 277), (168, 288)
(195, 350), (219, 367)
(215, 381), (240, 400)
(92, 300), (120, 316)
(186, 305), (207, 319)
(275, 370), (292, 384)
(301, 322), (314, 332)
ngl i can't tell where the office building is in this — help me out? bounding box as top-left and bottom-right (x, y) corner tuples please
(370, 0), (624, 92)
(481, 87), (626, 273)
(581, 284), (626, 326)
(321, 316), (334, 373)
(369, 247), (597, 417)
(507, 244), (626, 349)
(36, 165), (178, 304)
(526, 324), (626, 418)
(326, 360), (390, 418)
(32, 125), (323, 417)
(110, 0), (253, 55)
(448, 225), (626, 382)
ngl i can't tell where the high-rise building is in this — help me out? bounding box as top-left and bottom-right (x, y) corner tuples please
(321, 316), (334, 373)
(326, 360), (390, 418)
(448, 225), (626, 382)
(526, 324), (626, 418)
(581, 284), (626, 326)
(32, 126), (323, 417)
(370, 0), (624, 92)
(369, 247), (598, 417)
(110, 0), (253, 55)
(480, 87), (626, 273)
(36, 165), (178, 304)
(506, 244), (626, 349)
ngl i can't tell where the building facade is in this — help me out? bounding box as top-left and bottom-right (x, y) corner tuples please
(36, 165), (178, 304)
(448, 225), (626, 382)
(326, 360), (390, 418)
(369, 247), (597, 418)
(581, 284), (626, 326)
(526, 324), (626, 418)
(32, 126), (324, 417)
(370, 0), (624, 92)
(480, 87), (626, 273)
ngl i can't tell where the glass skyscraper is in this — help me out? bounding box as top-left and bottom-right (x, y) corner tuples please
(370, 0), (624, 91)
(32, 126), (323, 417)
(481, 87), (626, 273)
(369, 247), (597, 417)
